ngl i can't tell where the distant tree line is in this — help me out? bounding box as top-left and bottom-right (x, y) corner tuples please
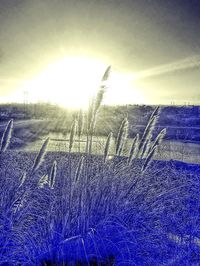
(0, 103), (200, 142)
(0, 103), (69, 120)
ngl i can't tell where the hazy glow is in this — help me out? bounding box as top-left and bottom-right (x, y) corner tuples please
(0, 1), (199, 105)
(18, 56), (144, 109)
(131, 55), (200, 81)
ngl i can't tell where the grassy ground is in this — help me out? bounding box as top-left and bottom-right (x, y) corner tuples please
(0, 102), (200, 265)
(0, 151), (200, 265)
(16, 134), (200, 165)
(1, 119), (200, 164)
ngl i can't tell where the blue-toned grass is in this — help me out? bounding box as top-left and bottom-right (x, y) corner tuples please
(0, 151), (199, 265)
(0, 69), (199, 265)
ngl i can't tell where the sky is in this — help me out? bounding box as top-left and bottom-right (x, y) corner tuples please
(0, 0), (200, 106)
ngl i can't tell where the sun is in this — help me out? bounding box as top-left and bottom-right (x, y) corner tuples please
(18, 56), (145, 109)
(23, 56), (109, 109)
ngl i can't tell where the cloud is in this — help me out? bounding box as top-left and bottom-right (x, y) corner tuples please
(131, 55), (200, 80)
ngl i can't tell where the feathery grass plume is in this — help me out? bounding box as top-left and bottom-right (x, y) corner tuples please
(87, 96), (95, 134)
(94, 66), (111, 114)
(12, 191), (29, 213)
(139, 106), (160, 157)
(140, 107), (160, 143)
(141, 139), (151, 159)
(150, 128), (167, 152)
(12, 197), (24, 213)
(142, 115), (158, 144)
(102, 65), (111, 82)
(19, 172), (26, 188)
(69, 119), (77, 152)
(127, 133), (139, 165)
(92, 65), (111, 127)
(88, 66), (111, 135)
(77, 109), (84, 152)
(31, 137), (49, 174)
(150, 105), (160, 120)
(137, 115), (158, 158)
(49, 161), (57, 189)
(87, 96), (97, 154)
(75, 156), (84, 182)
(87, 66), (111, 155)
(0, 119), (13, 152)
(115, 117), (129, 156)
(77, 109), (84, 138)
(94, 88), (104, 115)
(104, 132), (113, 163)
(141, 145), (158, 173)
(38, 174), (49, 188)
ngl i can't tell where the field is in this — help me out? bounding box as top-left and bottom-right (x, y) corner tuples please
(1, 117), (200, 164)
(0, 150), (200, 265)
(0, 87), (200, 264)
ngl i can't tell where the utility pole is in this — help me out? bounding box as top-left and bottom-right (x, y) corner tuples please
(23, 90), (28, 119)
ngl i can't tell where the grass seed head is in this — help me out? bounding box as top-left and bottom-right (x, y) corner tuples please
(31, 137), (49, 174)
(94, 66), (111, 114)
(150, 128), (167, 152)
(104, 132), (113, 163)
(94, 89), (105, 114)
(77, 109), (84, 137)
(116, 117), (129, 156)
(49, 161), (57, 189)
(0, 119), (13, 152)
(141, 145), (158, 173)
(69, 120), (77, 152)
(150, 106), (160, 120)
(75, 156), (84, 182)
(137, 115), (158, 158)
(101, 65), (111, 83)
(19, 172), (27, 188)
(128, 133), (140, 165)
(38, 174), (49, 188)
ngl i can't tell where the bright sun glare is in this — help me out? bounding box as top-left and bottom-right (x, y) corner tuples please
(19, 56), (144, 109)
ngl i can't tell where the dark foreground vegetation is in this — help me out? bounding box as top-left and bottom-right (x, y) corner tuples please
(0, 151), (200, 265)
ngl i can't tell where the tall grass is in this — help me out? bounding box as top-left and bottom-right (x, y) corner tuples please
(0, 119), (13, 152)
(104, 132), (113, 163)
(31, 137), (49, 174)
(69, 119), (77, 153)
(127, 133), (139, 165)
(115, 117), (129, 156)
(77, 109), (84, 153)
(136, 108), (159, 159)
(1, 67), (197, 265)
(49, 160), (57, 189)
(86, 66), (111, 154)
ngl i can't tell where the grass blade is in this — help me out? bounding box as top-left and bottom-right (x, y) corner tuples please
(49, 161), (57, 189)
(75, 156), (84, 182)
(104, 132), (113, 163)
(69, 120), (77, 152)
(31, 137), (49, 174)
(141, 145), (158, 173)
(116, 117), (129, 156)
(0, 119), (13, 152)
(127, 133), (139, 165)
